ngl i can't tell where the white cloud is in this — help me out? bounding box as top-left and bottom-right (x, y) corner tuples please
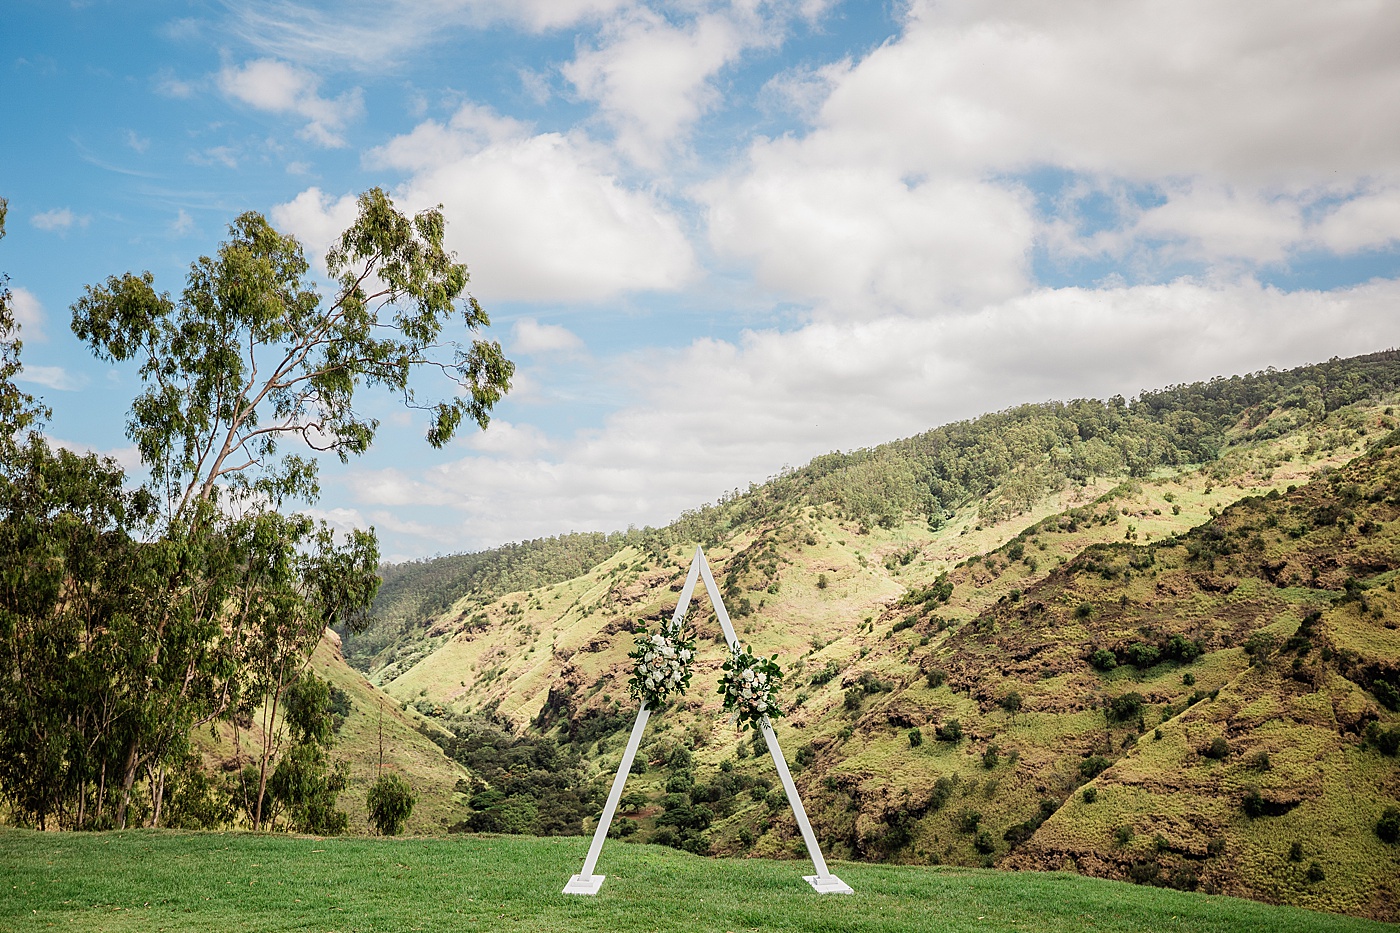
(31, 208), (87, 232)
(700, 151), (1035, 314)
(269, 187), (359, 267)
(563, 7), (758, 166)
(48, 438), (142, 473)
(9, 287), (46, 341)
(171, 209), (195, 236)
(1315, 186), (1400, 255)
(274, 103), (697, 303)
(346, 278), (1400, 553)
(218, 58), (363, 147)
(810, 0), (1400, 183)
(125, 130), (150, 154)
(512, 319), (585, 355)
(17, 365), (87, 392)
(227, 0), (631, 70)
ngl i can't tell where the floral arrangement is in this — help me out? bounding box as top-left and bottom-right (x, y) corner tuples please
(628, 620), (696, 707)
(719, 644), (784, 732)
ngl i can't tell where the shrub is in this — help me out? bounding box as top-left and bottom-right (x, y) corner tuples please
(974, 829), (996, 854)
(1079, 756), (1111, 780)
(1246, 750), (1272, 771)
(1242, 787), (1266, 818)
(935, 719), (963, 743)
(998, 691), (1023, 715)
(1306, 862), (1326, 883)
(982, 745), (1000, 769)
(1288, 841), (1304, 862)
(928, 776), (956, 812)
(1207, 837), (1225, 857)
(1089, 648), (1118, 671)
(1181, 672), (1196, 686)
(1374, 679), (1400, 712)
(1377, 807), (1400, 844)
(1367, 723), (1400, 756)
(1076, 602), (1094, 619)
(926, 669), (947, 689)
(816, 573), (829, 590)
(908, 728), (923, 748)
(1113, 825), (1134, 847)
(366, 774), (416, 836)
(843, 686), (864, 711)
(1202, 737), (1230, 760)
(1106, 692), (1146, 724)
(1082, 787), (1098, 804)
(955, 808), (982, 833)
(1124, 642), (1161, 669)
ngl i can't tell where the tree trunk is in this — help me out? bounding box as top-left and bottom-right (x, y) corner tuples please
(116, 741), (139, 830)
(151, 766), (167, 828)
(94, 760), (107, 825)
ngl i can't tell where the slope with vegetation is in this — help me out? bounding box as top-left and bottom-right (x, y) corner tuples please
(346, 351), (1400, 921)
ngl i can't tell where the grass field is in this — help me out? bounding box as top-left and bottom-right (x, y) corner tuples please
(1, 829), (1393, 933)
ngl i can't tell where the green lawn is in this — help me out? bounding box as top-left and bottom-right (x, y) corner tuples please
(1, 829), (1393, 932)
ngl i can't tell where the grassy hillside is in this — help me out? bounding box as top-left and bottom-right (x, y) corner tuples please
(193, 635), (469, 835)
(339, 351), (1400, 920)
(1, 828), (1393, 933)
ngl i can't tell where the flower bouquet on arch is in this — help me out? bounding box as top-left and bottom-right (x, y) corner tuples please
(627, 618), (696, 707)
(719, 643), (784, 732)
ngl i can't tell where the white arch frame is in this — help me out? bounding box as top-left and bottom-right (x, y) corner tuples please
(564, 546), (852, 895)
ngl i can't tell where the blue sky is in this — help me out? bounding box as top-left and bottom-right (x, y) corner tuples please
(3, 0), (1400, 561)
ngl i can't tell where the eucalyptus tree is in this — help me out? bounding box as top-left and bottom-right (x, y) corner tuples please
(39, 188), (513, 828)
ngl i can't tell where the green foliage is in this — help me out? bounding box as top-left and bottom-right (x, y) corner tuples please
(1080, 756), (1111, 780)
(1114, 825), (1134, 847)
(925, 669), (947, 688)
(935, 719), (963, 743)
(982, 744), (1001, 769)
(1082, 787), (1098, 804)
(1106, 692), (1147, 724)
(719, 644), (784, 732)
(1377, 807), (1400, 844)
(998, 691), (1023, 715)
(1203, 737), (1231, 760)
(438, 716), (597, 836)
(70, 188), (513, 519)
(267, 740), (348, 835)
(908, 728), (923, 747)
(1089, 648), (1118, 671)
(366, 774), (417, 836)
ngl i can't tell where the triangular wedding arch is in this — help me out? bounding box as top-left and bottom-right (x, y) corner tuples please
(563, 546), (852, 895)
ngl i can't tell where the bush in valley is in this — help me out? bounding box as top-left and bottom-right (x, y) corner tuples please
(808, 660), (840, 687)
(1241, 787), (1267, 818)
(1114, 825), (1134, 847)
(1202, 737), (1230, 760)
(974, 829), (996, 854)
(1106, 692), (1146, 724)
(1089, 648), (1118, 672)
(1366, 722), (1400, 756)
(366, 773), (416, 836)
(928, 776), (956, 812)
(438, 715), (599, 836)
(1306, 862), (1326, 883)
(998, 691), (1023, 715)
(935, 719), (963, 743)
(909, 727), (923, 748)
(982, 744), (1000, 769)
(1082, 787), (1097, 804)
(954, 808), (982, 833)
(1377, 807), (1400, 844)
(925, 669), (947, 689)
(1079, 755), (1111, 780)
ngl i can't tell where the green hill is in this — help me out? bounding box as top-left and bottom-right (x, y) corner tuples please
(341, 350), (1400, 921)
